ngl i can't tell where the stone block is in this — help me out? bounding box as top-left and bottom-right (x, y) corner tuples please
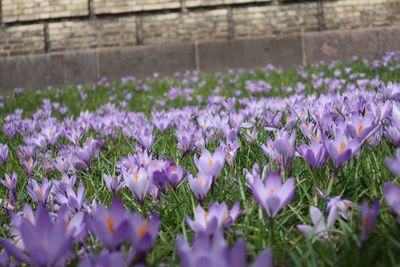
(198, 34), (303, 73)
(97, 43), (196, 81)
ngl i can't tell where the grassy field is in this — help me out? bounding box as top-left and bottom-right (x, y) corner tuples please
(1, 52), (400, 267)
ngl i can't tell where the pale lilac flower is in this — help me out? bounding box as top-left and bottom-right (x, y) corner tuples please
(186, 202), (240, 234)
(250, 172), (295, 218)
(27, 179), (52, 206)
(194, 148), (225, 179)
(0, 143), (9, 165)
(383, 182), (400, 222)
(123, 167), (151, 205)
(360, 200), (380, 242)
(187, 172), (212, 203)
(297, 206), (337, 240)
(386, 148), (400, 176)
(103, 173), (125, 195)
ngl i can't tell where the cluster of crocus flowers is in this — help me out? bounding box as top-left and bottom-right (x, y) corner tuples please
(0, 200), (159, 266)
(186, 202), (240, 235)
(188, 148), (225, 202)
(2, 49), (400, 266)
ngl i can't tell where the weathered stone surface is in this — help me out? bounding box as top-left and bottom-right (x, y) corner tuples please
(0, 24), (45, 57)
(378, 27), (400, 53)
(303, 28), (383, 64)
(49, 17), (137, 52)
(185, 0), (271, 8)
(97, 43), (196, 81)
(198, 34), (303, 73)
(0, 51), (97, 91)
(93, 0), (180, 14)
(50, 51), (98, 85)
(0, 54), (53, 91)
(142, 9), (229, 44)
(233, 3), (319, 37)
(2, 0), (88, 23)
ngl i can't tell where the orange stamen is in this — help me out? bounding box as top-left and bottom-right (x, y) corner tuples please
(106, 216), (115, 235)
(138, 224), (150, 239)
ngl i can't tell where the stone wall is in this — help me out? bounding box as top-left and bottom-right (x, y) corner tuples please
(0, 0), (399, 57)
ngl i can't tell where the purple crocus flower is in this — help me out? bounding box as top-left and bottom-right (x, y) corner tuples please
(0, 143), (9, 165)
(78, 252), (127, 267)
(176, 124), (195, 154)
(243, 163), (266, 185)
(22, 158), (36, 177)
(135, 125), (154, 151)
(194, 148), (225, 181)
(327, 196), (354, 220)
(164, 159), (185, 188)
(385, 148), (400, 176)
(128, 213), (159, 254)
(53, 156), (72, 173)
(27, 178), (52, 206)
(324, 130), (361, 170)
(103, 173), (125, 196)
(347, 113), (377, 139)
(383, 182), (400, 222)
(0, 206), (74, 267)
(74, 146), (93, 171)
(88, 200), (131, 250)
(177, 232), (272, 267)
(298, 140), (329, 169)
(250, 172), (295, 218)
(360, 200), (380, 242)
(53, 172), (77, 192)
(54, 182), (86, 212)
(0, 172), (18, 207)
(297, 206), (337, 240)
(186, 202), (240, 235)
(123, 167), (151, 205)
(220, 139), (240, 167)
(261, 130), (296, 174)
(187, 172), (212, 203)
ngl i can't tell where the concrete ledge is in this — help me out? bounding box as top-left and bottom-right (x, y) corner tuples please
(303, 28), (384, 63)
(0, 26), (400, 92)
(97, 43), (196, 81)
(198, 34), (303, 72)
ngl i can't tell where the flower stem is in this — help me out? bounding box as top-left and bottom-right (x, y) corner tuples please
(269, 217), (274, 246)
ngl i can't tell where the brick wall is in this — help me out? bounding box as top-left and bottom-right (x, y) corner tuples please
(142, 9), (229, 44)
(49, 17), (137, 51)
(0, 0), (399, 56)
(2, 0), (88, 22)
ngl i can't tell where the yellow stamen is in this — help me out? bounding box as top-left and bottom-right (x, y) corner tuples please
(38, 187), (44, 197)
(357, 125), (364, 136)
(170, 166), (176, 173)
(268, 188), (276, 196)
(197, 178), (204, 186)
(133, 173), (139, 182)
(27, 159), (33, 171)
(208, 158), (213, 167)
(204, 211), (209, 224)
(339, 142), (346, 154)
(224, 213), (229, 222)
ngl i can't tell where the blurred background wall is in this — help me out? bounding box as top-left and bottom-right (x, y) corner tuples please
(0, 0), (399, 90)
(0, 0), (399, 56)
